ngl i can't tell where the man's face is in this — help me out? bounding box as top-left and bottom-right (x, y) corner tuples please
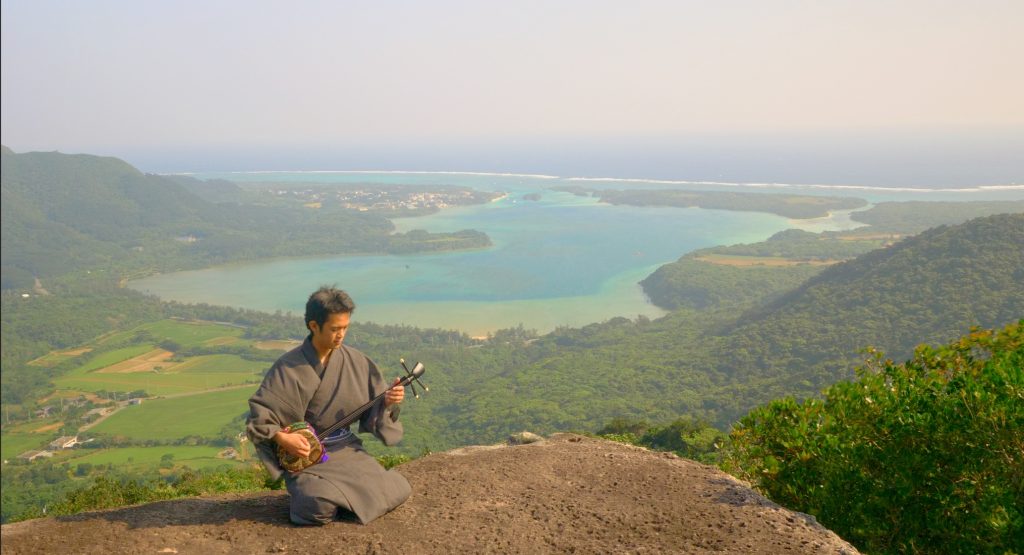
(309, 312), (351, 352)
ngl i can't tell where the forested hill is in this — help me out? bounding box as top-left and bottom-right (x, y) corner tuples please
(444, 214), (1024, 437)
(1, 150), (220, 283)
(715, 213), (1024, 388)
(0, 148), (489, 289)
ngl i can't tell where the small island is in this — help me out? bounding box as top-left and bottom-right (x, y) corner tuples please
(551, 186), (867, 219)
(247, 181), (505, 216)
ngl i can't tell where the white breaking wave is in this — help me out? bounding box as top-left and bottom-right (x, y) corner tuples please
(565, 176), (1024, 194)
(164, 169), (1021, 193)
(169, 170), (561, 179)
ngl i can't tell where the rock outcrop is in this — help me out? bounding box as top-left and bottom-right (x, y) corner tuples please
(0, 434), (858, 554)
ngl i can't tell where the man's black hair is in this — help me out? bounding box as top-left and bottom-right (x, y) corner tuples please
(305, 286), (356, 331)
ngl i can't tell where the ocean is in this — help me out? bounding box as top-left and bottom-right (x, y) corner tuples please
(130, 171), (1024, 335)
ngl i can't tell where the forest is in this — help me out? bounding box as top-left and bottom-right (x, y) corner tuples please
(2, 148), (1022, 554)
(5, 214), (1021, 441)
(0, 147), (491, 290)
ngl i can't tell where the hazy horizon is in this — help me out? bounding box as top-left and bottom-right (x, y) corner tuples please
(3, 1), (1023, 184)
(5, 126), (1023, 188)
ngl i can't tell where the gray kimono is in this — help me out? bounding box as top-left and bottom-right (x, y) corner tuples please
(246, 339), (411, 525)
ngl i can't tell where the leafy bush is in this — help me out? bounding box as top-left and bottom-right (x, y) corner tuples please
(21, 466), (272, 521)
(375, 453), (412, 470)
(725, 322), (1024, 554)
(639, 416), (728, 464)
(10, 452), (417, 522)
(597, 415), (727, 465)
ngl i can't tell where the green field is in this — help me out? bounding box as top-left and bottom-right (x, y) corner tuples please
(2, 417), (62, 434)
(54, 354), (264, 396)
(0, 433), (55, 460)
(27, 348), (92, 368)
(172, 354), (263, 374)
(94, 319), (247, 348)
(139, 320), (246, 347)
(49, 319), (264, 396)
(73, 345), (156, 375)
(89, 386), (257, 440)
(67, 446), (248, 472)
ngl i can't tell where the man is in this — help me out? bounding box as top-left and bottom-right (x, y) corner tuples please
(246, 286), (411, 525)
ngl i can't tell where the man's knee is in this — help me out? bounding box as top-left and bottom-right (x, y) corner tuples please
(387, 471), (412, 509)
(289, 495), (336, 526)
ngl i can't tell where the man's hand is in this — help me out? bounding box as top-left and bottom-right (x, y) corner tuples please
(274, 430), (311, 458)
(384, 377), (404, 407)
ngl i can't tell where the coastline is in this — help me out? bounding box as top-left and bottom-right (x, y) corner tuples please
(127, 172), (1024, 336)
(785, 207), (872, 233)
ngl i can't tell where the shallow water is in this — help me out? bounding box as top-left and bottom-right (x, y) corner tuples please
(132, 172), (1021, 335)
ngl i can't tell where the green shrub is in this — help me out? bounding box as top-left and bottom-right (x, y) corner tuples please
(34, 465), (271, 520)
(375, 454), (411, 470)
(597, 415), (727, 465)
(725, 322), (1024, 554)
(639, 416), (728, 464)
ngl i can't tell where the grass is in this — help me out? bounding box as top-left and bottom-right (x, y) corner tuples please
(203, 336), (240, 346)
(67, 446), (247, 472)
(73, 345), (157, 375)
(695, 254), (842, 267)
(169, 354), (264, 374)
(89, 386), (257, 441)
(27, 348), (92, 367)
(94, 349), (172, 373)
(2, 417), (63, 434)
(54, 355), (264, 396)
(140, 320), (246, 348)
(96, 319), (247, 349)
(0, 433), (55, 460)
(38, 319), (263, 396)
(254, 340), (300, 351)
(30, 319), (251, 374)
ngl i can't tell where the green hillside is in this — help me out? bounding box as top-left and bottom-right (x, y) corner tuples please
(850, 200), (1024, 233)
(639, 228), (883, 311)
(2, 215), (1022, 524)
(2, 147), (1021, 527)
(717, 213), (1024, 390)
(428, 214), (1024, 438)
(0, 148), (490, 289)
(640, 201), (1024, 312)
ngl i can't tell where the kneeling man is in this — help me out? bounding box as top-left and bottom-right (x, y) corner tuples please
(246, 286), (411, 525)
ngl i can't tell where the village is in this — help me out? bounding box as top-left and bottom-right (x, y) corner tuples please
(10, 397), (138, 463)
(11, 401), (242, 465)
(264, 186), (502, 212)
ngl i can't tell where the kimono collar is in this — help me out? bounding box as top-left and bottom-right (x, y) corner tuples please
(300, 336), (336, 378)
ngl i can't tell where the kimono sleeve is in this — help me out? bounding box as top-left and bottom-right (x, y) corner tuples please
(246, 385), (288, 443)
(246, 362), (305, 480)
(358, 356), (404, 446)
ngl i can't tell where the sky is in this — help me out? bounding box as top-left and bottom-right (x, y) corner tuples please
(2, 0), (1023, 178)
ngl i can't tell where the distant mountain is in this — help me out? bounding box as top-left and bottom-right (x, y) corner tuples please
(1, 149), (209, 287)
(0, 148), (488, 289)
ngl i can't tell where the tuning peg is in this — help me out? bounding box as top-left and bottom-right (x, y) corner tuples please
(399, 358), (428, 397)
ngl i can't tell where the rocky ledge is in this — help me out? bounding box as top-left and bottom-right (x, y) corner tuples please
(0, 434), (858, 554)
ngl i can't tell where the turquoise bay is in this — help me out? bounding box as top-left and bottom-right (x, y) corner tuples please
(135, 172), (996, 335)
